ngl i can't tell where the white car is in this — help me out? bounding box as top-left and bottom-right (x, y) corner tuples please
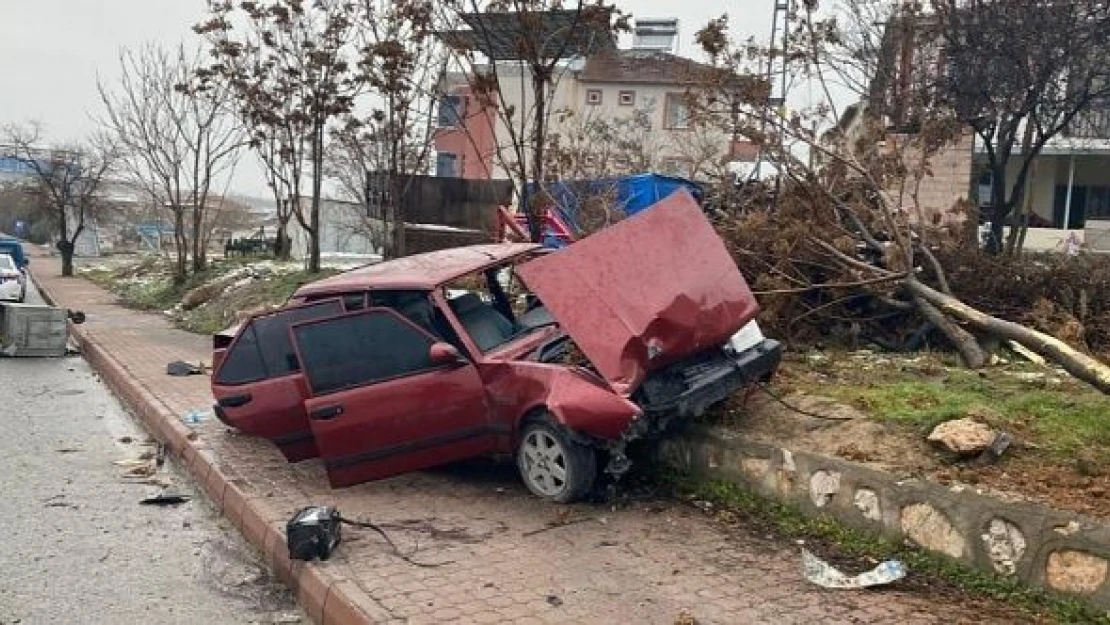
(0, 253), (26, 303)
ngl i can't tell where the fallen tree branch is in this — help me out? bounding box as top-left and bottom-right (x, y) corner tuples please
(914, 242), (952, 295)
(755, 272), (908, 296)
(907, 279), (1110, 394)
(811, 238), (897, 277)
(911, 294), (987, 368)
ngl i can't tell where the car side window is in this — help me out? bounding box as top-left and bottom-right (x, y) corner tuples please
(215, 299), (344, 386)
(293, 310), (437, 396)
(215, 323), (266, 385)
(253, 300), (345, 376)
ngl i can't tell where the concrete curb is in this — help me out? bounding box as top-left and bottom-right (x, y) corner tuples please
(31, 268), (377, 625)
(660, 424), (1110, 609)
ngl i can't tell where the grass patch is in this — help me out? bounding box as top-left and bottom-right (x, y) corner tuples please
(178, 269), (334, 335)
(80, 254), (340, 335)
(787, 352), (1110, 463)
(659, 470), (1107, 624)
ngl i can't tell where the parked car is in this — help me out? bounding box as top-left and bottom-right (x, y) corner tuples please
(210, 190), (782, 502)
(0, 238), (28, 271)
(0, 253), (26, 303)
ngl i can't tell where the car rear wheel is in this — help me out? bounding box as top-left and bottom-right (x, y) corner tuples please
(517, 416), (596, 503)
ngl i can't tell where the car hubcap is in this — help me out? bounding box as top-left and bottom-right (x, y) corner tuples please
(522, 430), (568, 497)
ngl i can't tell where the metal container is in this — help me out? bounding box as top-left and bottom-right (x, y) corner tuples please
(0, 303), (69, 357)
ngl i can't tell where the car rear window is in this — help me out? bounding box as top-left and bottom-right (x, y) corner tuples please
(215, 299), (344, 385)
(216, 324), (265, 385)
(253, 300), (344, 376)
(294, 310), (435, 395)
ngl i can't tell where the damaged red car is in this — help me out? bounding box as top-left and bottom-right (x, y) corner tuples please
(210, 191), (781, 502)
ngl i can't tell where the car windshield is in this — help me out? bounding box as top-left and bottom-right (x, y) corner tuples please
(0, 255), (15, 272)
(441, 262), (555, 352)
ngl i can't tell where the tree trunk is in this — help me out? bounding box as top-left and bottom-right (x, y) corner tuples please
(308, 125), (323, 273)
(59, 243), (74, 277)
(389, 174), (405, 259)
(58, 212), (73, 277)
(191, 205), (205, 273)
(912, 294), (987, 368)
(906, 279), (1110, 394)
(173, 209), (188, 284)
(526, 71), (547, 244)
(275, 218), (291, 261)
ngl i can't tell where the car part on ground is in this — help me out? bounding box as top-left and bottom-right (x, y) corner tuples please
(211, 189), (782, 503)
(0, 303), (70, 357)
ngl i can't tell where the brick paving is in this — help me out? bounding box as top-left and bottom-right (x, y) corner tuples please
(32, 253), (1025, 624)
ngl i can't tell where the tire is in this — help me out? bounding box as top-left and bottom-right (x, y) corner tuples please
(516, 415), (596, 503)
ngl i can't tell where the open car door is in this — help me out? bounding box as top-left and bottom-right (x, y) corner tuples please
(211, 299), (345, 461)
(291, 308), (494, 488)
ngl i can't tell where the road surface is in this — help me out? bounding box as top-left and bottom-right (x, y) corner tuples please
(0, 280), (302, 625)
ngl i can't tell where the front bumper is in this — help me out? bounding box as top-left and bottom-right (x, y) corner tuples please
(637, 338), (783, 424)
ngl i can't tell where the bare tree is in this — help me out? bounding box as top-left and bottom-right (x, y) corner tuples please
(438, 2), (627, 241)
(335, 0), (444, 258)
(546, 103), (663, 179)
(325, 122), (394, 253)
(869, 1), (1110, 255)
(2, 123), (118, 276)
(99, 43), (243, 281)
(695, 8), (1110, 394)
(194, 0), (361, 273)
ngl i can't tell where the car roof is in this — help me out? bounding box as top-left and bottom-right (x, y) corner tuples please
(294, 243), (542, 296)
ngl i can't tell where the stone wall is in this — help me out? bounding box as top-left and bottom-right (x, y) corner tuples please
(660, 426), (1110, 608)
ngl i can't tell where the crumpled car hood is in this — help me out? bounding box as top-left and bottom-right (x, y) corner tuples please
(516, 189), (760, 396)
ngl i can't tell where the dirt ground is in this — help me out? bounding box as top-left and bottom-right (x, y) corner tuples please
(707, 350), (1110, 520)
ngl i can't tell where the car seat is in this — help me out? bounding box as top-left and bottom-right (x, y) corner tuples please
(448, 293), (516, 351)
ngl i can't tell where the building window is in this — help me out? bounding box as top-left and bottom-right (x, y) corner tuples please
(618, 90), (635, 106)
(436, 152), (458, 178)
(437, 94), (465, 128)
(664, 93), (691, 130)
(586, 89), (603, 106)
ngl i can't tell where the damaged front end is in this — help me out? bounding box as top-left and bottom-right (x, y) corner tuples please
(515, 191), (785, 478)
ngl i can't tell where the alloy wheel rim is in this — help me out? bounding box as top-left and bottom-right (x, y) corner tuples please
(522, 430), (568, 497)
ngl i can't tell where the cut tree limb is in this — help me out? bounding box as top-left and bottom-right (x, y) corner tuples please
(912, 295), (988, 368)
(907, 279), (1110, 394)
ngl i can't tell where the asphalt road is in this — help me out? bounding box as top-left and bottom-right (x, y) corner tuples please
(0, 281), (302, 624)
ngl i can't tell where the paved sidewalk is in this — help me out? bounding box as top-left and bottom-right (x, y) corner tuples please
(31, 252), (1028, 625)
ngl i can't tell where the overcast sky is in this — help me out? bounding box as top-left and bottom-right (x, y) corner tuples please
(0, 0), (774, 196)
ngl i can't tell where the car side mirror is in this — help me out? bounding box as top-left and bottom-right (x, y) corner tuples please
(429, 342), (465, 366)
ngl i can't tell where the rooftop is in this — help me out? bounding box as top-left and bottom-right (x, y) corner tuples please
(578, 49), (743, 87)
(441, 9), (615, 62)
(294, 242), (542, 294)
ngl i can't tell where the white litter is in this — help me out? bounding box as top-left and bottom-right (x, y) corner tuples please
(802, 549), (906, 589)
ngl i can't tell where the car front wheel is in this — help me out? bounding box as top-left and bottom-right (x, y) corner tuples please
(517, 416), (596, 503)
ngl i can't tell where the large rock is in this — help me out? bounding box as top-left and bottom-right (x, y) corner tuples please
(981, 518), (1026, 576)
(901, 503), (966, 558)
(927, 418), (996, 455)
(1046, 550), (1108, 594)
(181, 281), (225, 310)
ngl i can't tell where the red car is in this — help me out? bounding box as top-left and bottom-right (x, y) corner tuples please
(210, 191), (781, 502)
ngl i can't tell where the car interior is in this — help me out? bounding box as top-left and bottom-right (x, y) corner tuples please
(448, 292), (516, 352)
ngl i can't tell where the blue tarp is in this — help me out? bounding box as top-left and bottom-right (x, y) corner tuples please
(525, 173), (705, 247)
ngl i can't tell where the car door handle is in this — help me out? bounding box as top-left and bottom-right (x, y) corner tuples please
(309, 405), (344, 420)
(218, 393), (252, 408)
